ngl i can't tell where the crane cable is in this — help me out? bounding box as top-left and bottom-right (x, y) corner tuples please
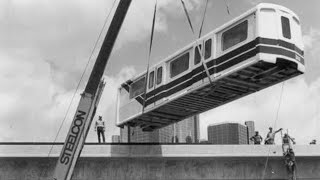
(47, 0), (118, 158)
(224, 0), (231, 15)
(180, 0), (195, 35)
(198, 0), (209, 39)
(180, 0), (227, 101)
(180, 0), (213, 86)
(142, 0), (157, 112)
(261, 81), (285, 180)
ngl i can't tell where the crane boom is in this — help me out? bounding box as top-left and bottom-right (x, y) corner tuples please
(52, 0), (132, 179)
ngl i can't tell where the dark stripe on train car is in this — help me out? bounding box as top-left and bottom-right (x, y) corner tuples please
(257, 46), (304, 64)
(257, 37), (304, 56)
(206, 40), (257, 68)
(209, 48), (258, 75)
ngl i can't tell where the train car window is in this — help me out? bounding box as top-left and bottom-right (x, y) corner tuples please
(148, 71), (154, 89)
(156, 67), (162, 85)
(194, 45), (202, 65)
(222, 20), (248, 51)
(129, 76), (146, 99)
(281, 16), (291, 39)
(170, 52), (190, 78)
(205, 39), (212, 59)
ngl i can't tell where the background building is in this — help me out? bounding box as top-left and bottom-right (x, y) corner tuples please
(173, 115), (200, 143)
(207, 122), (255, 144)
(245, 121), (255, 144)
(120, 115), (199, 143)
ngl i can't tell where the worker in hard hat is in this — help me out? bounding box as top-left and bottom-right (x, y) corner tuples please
(265, 127), (282, 144)
(282, 133), (295, 154)
(95, 115), (106, 143)
(250, 131), (263, 145)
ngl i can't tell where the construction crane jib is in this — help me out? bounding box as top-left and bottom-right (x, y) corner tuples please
(52, 0), (132, 179)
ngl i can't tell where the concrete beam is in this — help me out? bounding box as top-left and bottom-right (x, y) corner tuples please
(0, 144), (319, 180)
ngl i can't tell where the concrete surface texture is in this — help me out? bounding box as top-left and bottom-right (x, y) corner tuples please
(0, 144), (319, 180)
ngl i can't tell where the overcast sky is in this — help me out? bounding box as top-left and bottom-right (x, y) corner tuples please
(1, 0), (320, 144)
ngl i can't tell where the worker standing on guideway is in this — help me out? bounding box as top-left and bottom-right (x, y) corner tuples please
(265, 127), (282, 144)
(282, 133), (295, 153)
(250, 131), (263, 144)
(95, 115), (106, 143)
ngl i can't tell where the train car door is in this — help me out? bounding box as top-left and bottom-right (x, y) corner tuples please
(192, 41), (204, 88)
(203, 37), (214, 82)
(278, 10), (303, 62)
(145, 67), (156, 110)
(154, 64), (164, 106)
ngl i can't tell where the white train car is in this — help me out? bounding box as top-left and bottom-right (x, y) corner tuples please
(117, 3), (305, 131)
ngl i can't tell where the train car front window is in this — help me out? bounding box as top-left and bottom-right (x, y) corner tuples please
(156, 67), (162, 85)
(281, 16), (291, 39)
(148, 71), (154, 89)
(222, 20), (248, 51)
(170, 53), (190, 78)
(129, 76), (146, 99)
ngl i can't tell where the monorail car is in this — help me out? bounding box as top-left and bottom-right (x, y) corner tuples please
(117, 3), (305, 131)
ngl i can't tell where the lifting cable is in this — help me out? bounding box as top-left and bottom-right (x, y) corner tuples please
(224, 0), (231, 15)
(47, 0), (117, 158)
(180, 0), (213, 86)
(142, 0), (157, 112)
(198, 0), (209, 39)
(261, 81), (285, 180)
(180, 0), (195, 35)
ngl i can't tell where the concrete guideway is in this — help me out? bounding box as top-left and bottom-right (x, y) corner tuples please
(0, 144), (319, 179)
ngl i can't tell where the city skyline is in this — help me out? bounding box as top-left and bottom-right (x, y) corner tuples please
(120, 115), (199, 143)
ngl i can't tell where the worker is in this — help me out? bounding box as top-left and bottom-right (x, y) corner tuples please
(284, 148), (296, 180)
(250, 131), (263, 144)
(95, 115), (105, 143)
(282, 133), (295, 154)
(265, 127), (282, 144)
(310, 139), (316, 145)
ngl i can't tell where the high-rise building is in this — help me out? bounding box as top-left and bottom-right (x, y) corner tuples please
(127, 125), (173, 143)
(120, 115), (200, 143)
(173, 115), (200, 143)
(207, 122), (253, 144)
(112, 135), (120, 143)
(245, 121), (255, 144)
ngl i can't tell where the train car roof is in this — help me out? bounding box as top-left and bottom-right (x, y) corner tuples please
(121, 3), (300, 86)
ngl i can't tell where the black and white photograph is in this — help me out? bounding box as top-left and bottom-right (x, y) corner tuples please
(0, 0), (319, 179)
